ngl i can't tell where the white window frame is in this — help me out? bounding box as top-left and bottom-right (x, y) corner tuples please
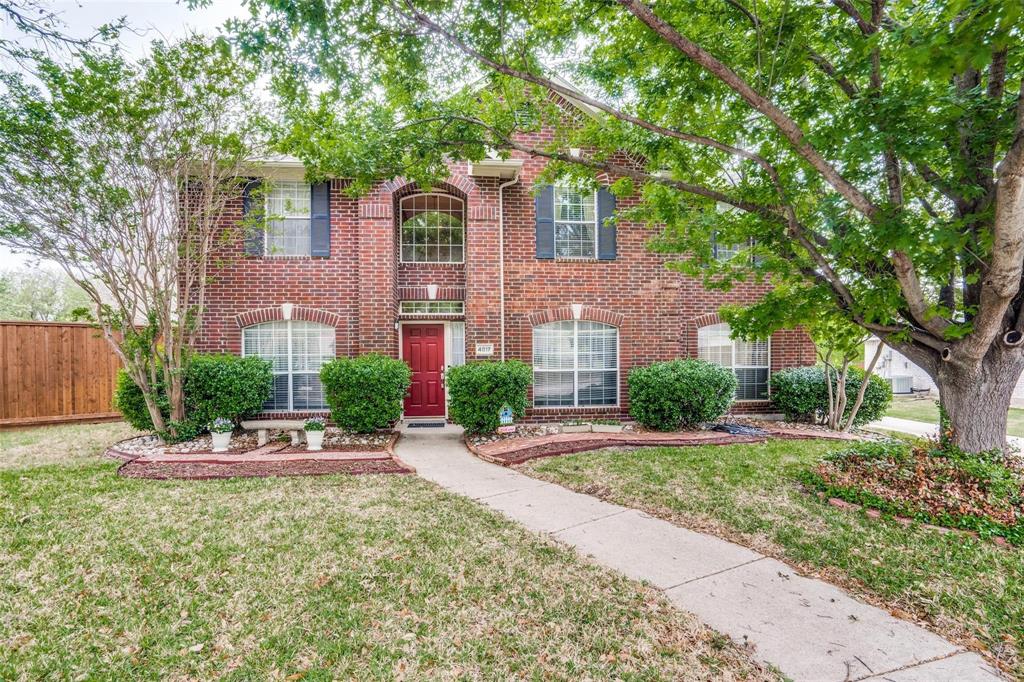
(399, 300), (465, 316)
(242, 320), (334, 412)
(399, 192), (466, 264)
(264, 181), (312, 257)
(533, 320), (619, 408)
(553, 186), (599, 260)
(697, 323), (771, 402)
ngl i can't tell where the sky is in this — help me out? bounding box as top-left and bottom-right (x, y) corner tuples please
(0, 0), (250, 270)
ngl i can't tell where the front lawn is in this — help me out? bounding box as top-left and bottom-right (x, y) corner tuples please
(0, 423), (773, 680)
(884, 398), (1024, 437)
(522, 440), (1024, 676)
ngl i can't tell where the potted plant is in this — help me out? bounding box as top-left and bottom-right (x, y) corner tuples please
(561, 419), (592, 433)
(305, 417), (326, 451)
(209, 417), (233, 452)
(591, 419), (624, 433)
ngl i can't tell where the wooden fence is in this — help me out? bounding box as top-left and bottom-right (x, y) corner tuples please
(0, 321), (122, 427)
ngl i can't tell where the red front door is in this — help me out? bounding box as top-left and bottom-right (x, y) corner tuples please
(402, 324), (446, 417)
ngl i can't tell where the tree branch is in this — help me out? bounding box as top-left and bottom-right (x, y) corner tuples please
(614, 0), (880, 219)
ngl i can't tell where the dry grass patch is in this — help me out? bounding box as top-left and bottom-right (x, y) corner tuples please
(0, 421), (138, 470)
(1, 423), (774, 681)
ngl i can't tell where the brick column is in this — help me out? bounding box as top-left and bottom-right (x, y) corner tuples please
(464, 178), (503, 359)
(357, 188), (397, 355)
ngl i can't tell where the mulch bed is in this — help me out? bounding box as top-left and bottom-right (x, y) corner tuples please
(118, 457), (414, 480)
(805, 442), (1024, 546)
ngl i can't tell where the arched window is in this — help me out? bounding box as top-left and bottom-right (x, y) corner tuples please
(697, 322), (770, 400)
(400, 193), (465, 263)
(242, 321), (335, 411)
(533, 320), (618, 407)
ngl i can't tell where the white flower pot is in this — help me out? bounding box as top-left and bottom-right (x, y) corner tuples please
(211, 431), (231, 452)
(306, 430), (325, 451)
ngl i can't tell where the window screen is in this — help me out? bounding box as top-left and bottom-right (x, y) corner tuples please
(697, 322), (770, 400)
(242, 320), (335, 410)
(265, 181), (311, 256)
(533, 320), (618, 406)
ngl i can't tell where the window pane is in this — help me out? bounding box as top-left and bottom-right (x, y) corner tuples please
(266, 217), (311, 256)
(450, 322), (466, 367)
(578, 322), (617, 369)
(291, 322), (335, 371)
(243, 321), (289, 372)
(267, 373), (290, 411)
(534, 371), (575, 406)
(533, 321), (575, 370)
(292, 373), (326, 410)
(697, 323), (734, 367)
(577, 370), (617, 406)
(735, 338), (769, 367)
(555, 187), (595, 222)
(555, 222), (596, 258)
(267, 181), (311, 217)
(400, 194), (465, 263)
(735, 368), (769, 400)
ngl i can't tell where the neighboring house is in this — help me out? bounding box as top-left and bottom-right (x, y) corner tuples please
(193, 129), (816, 422)
(865, 336), (1024, 407)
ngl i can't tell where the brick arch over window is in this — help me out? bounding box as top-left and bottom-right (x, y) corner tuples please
(382, 176), (477, 201)
(234, 305), (342, 329)
(527, 306), (625, 328)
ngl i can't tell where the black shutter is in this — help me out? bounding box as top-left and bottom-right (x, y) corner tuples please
(597, 187), (617, 260)
(310, 181), (331, 257)
(535, 184), (555, 259)
(242, 179), (264, 256)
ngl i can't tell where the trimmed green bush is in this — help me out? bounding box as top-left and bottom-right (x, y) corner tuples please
(628, 359), (736, 431)
(112, 354), (272, 439)
(113, 367), (168, 432)
(770, 365), (892, 426)
(320, 353), (412, 433)
(446, 360), (532, 434)
(183, 354), (273, 428)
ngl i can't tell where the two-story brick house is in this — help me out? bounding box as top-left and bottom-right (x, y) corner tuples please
(193, 135), (816, 422)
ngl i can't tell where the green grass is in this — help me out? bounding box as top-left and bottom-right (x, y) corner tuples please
(523, 440), (1024, 675)
(0, 423), (774, 680)
(883, 398), (1024, 437)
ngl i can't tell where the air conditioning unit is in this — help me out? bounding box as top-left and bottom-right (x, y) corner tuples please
(889, 375), (913, 394)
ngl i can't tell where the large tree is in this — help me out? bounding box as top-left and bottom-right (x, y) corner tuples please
(0, 37), (268, 439)
(228, 0), (1022, 451)
(0, 266), (92, 321)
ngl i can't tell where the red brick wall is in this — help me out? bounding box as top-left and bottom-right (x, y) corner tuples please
(193, 151), (816, 420)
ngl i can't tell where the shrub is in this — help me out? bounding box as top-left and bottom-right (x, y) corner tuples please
(628, 359), (736, 431)
(183, 354), (273, 429)
(446, 360), (532, 434)
(770, 366), (892, 426)
(113, 367), (168, 432)
(112, 354), (272, 439)
(320, 353), (412, 433)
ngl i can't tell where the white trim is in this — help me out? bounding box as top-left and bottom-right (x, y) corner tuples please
(553, 186), (599, 259)
(532, 320), (620, 409)
(398, 192), (466, 264)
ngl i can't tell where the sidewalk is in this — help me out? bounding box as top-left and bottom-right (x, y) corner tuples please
(868, 416), (1024, 450)
(396, 423), (1002, 682)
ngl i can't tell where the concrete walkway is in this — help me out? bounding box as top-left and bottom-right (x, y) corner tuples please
(867, 416), (1024, 450)
(396, 423), (1003, 682)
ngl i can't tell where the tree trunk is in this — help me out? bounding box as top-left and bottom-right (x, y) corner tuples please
(934, 348), (1024, 452)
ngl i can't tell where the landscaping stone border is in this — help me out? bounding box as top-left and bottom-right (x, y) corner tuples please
(106, 431), (415, 479)
(466, 427), (860, 466)
(815, 491), (1014, 548)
